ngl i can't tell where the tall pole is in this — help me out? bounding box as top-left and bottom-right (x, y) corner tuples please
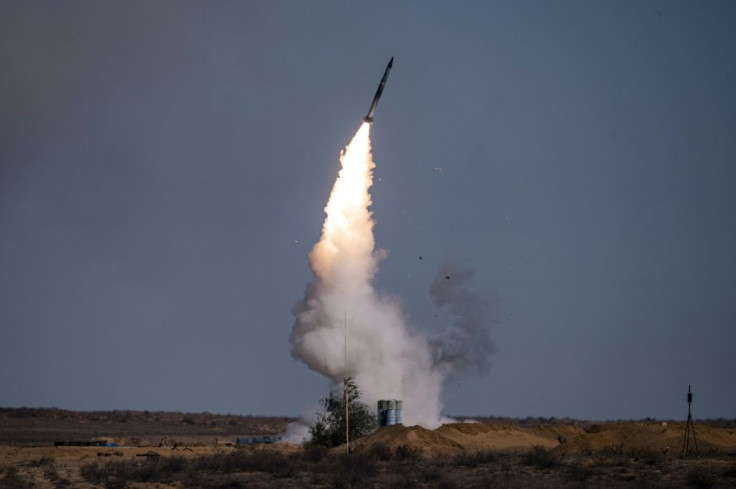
(344, 312), (350, 455)
(681, 384), (699, 458)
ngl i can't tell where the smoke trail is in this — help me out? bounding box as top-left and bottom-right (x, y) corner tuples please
(290, 123), (446, 426)
(290, 124), (496, 428)
(429, 261), (496, 374)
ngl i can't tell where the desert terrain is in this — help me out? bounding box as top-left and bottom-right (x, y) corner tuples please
(1, 408), (735, 488)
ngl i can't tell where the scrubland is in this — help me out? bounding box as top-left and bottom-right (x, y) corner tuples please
(1, 408), (735, 488)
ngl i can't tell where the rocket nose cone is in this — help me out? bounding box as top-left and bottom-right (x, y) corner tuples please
(388, 57), (393, 67)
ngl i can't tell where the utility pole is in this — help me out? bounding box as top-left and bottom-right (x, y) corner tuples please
(344, 312), (350, 455)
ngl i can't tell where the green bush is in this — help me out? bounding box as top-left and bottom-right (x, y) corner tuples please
(308, 378), (377, 448)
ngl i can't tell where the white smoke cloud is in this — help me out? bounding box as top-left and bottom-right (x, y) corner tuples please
(281, 420), (312, 444)
(290, 123), (494, 429)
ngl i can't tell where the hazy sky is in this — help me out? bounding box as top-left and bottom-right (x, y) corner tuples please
(2, 1), (735, 420)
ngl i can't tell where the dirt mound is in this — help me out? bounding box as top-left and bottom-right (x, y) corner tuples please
(353, 422), (577, 456)
(437, 423), (565, 451)
(554, 422), (736, 457)
(352, 424), (465, 456)
(353, 421), (736, 458)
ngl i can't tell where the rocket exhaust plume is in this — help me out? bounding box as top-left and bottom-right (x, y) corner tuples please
(290, 115), (496, 430)
(291, 122), (447, 426)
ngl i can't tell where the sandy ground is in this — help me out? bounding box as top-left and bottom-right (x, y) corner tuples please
(0, 445), (226, 488)
(2, 420), (735, 488)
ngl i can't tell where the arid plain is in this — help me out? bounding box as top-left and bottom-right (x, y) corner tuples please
(2, 408), (735, 488)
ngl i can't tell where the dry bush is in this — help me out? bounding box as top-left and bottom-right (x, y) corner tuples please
(194, 449), (298, 477)
(566, 461), (595, 482)
(418, 464), (446, 483)
(0, 467), (34, 489)
(452, 450), (498, 468)
(364, 442), (393, 461)
(42, 466), (59, 481)
(302, 444), (329, 463)
(394, 444), (420, 461)
(52, 478), (71, 489)
(80, 456), (188, 486)
(722, 464), (736, 479)
(30, 456), (54, 468)
(633, 448), (664, 466)
(81, 449), (301, 484)
(103, 477), (126, 489)
(437, 480), (462, 489)
(686, 466), (717, 489)
(79, 462), (107, 483)
(522, 446), (560, 469)
(182, 473), (247, 489)
(317, 454), (378, 488)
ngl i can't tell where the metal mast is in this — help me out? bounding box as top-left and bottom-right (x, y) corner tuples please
(344, 312), (350, 455)
(681, 384), (699, 458)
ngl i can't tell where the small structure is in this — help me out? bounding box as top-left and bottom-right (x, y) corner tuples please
(681, 384), (699, 458)
(235, 435), (280, 445)
(377, 399), (403, 427)
(54, 440), (108, 447)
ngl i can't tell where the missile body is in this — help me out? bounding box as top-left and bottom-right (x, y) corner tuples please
(363, 57), (393, 123)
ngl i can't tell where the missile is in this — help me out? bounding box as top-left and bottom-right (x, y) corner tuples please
(363, 57), (393, 123)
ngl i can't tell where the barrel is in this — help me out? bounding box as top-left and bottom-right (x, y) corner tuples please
(395, 400), (403, 425)
(377, 400), (387, 427)
(387, 399), (397, 425)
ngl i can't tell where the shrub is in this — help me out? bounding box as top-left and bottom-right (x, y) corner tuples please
(365, 443), (393, 461)
(437, 479), (462, 489)
(302, 444), (329, 463)
(419, 465), (445, 483)
(319, 454), (378, 488)
(722, 464), (736, 478)
(30, 456), (54, 468)
(53, 478), (71, 489)
(1, 467), (34, 489)
(160, 456), (187, 473)
(635, 448), (663, 466)
(193, 449), (297, 477)
(567, 462), (594, 482)
(394, 445), (419, 461)
(686, 466), (717, 489)
(80, 462), (107, 483)
(309, 378), (377, 448)
(81, 457), (189, 485)
(388, 476), (417, 489)
(104, 477), (126, 489)
(452, 450), (497, 468)
(43, 466), (60, 481)
(522, 446), (559, 469)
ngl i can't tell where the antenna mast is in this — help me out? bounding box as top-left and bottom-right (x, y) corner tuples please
(344, 312), (350, 455)
(681, 384), (699, 458)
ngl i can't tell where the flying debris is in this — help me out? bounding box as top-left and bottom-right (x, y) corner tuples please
(363, 57), (393, 123)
